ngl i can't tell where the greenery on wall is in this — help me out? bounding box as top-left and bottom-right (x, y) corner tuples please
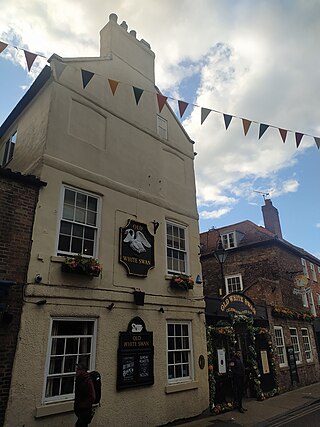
(207, 315), (279, 415)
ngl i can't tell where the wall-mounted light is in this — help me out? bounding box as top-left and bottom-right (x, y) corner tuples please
(107, 303), (115, 311)
(152, 220), (160, 234)
(36, 299), (47, 306)
(196, 275), (202, 284)
(159, 307), (165, 313)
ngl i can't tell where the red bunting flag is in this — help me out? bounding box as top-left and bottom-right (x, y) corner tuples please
(0, 41), (8, 54)
(314, 137), (320, 149)
(23, 50), (37, 71)
(223, 114), (232, 130)
(201, 108), (211, 125)
(108, 79), (119, 95)
(278, 128), (287, 143)
(259, 123), (269, 139)
(156, 94), (168, 113)
(295, 132), (303, 148)
(178, 100), (188, 118)
(242, 119), (252, 136)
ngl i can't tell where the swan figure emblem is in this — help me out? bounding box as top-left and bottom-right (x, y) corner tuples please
(123, 229), (151, 254)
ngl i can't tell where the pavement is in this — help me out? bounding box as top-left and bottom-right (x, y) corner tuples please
(166, 382), (320, 427)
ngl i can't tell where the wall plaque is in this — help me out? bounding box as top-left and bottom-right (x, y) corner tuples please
(117, 317), (154, 390)
(119, 220), (155, 277)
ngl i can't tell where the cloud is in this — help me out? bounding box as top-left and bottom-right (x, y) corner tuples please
(200, 208), (232, 220)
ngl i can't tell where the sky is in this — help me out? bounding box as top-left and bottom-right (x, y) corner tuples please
(1, 0), (319, 258)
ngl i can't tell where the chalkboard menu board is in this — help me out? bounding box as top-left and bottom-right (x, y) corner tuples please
(287, 345), (299, 385)
(117, 317), (154, 390)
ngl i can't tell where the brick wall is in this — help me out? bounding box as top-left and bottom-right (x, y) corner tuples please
(0, 172), (41, 426)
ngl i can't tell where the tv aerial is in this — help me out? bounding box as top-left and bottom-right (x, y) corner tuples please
(253, 190), (270, 200)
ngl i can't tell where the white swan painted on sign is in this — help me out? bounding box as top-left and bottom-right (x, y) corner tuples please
(123, 229), (151, 254)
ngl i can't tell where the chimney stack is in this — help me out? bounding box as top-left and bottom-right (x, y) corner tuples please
(100, 13), (155, 83)
(262, 198), (283, 239)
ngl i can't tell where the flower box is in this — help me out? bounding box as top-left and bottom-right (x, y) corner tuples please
(61, 255), (102, 277)
(170, 274), (194, 290)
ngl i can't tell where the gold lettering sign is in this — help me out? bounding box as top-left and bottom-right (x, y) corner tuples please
(220, 293), (256, 316)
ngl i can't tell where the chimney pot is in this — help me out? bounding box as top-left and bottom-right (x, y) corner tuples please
(109, 13), (118, 23)
(120, 21), (128, 31)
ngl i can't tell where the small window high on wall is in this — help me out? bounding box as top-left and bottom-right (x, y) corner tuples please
(157, 115), (168, 140)
(1, 131), (16, 166)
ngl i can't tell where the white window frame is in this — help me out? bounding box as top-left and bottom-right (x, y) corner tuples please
(225, 274), (243, 294)
(166, 320), (193, 384)
(222, 231), (236, 249)
(289, 328), (302, 364)
(157, 115), (168, 140)
(310, 263), (317, 281)
(166, 220), (188, 275)
(274, 326), (288, 368)
(43, 317), (97, 403)
(301, 258), (309, 278)
(57, 185), (101, 257)
(1, 131), (17, 166)
(308, 292), (317, 317)
(301, 328), (313, 363)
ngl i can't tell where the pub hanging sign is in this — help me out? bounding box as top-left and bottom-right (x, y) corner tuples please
(117, 317), (154, 390)
(119, 220), (155, 277)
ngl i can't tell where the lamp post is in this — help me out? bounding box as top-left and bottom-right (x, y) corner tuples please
(213, 236), (228, 297)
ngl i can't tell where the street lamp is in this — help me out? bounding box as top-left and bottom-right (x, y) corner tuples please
(213, 236), (228, 297)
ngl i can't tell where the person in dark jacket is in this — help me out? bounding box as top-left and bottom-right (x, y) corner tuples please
(230, 351), (247, 413)
(74, 363), (96, 427)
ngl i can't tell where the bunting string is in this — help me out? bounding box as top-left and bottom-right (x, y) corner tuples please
(1, 38), (319, 150)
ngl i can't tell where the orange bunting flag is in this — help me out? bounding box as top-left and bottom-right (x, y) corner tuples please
(295, 132), (303, 148)
(242, 119), (252, 136)
(24, 50), (37, 72)
(178, 100), (188, 118)
(0, 41), (8, 54)
(108, 79), (119, 95)
(279, 128), (287, 143)
(314, 137), (320, 149)
(157, 94), (168, 113)
(201, 108), (211, 125)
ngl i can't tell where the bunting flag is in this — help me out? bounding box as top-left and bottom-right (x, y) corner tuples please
(1, 38), (319, 151)
(178, 100), (189, 118)
(156, 94), (168, 113)
(223, 114), (232, 130)
(201, 108), (211, 125)
(24, 50), (38, 72)
(108, 79), (119, 95)
(81, 69), (94, 89)
(0, 41), (8, 54)
(259, 123), (269, 139)
(295, 132), (303, 148)
(242, 119), (252, 136)
(133, 86), (144, 105)
(279, 128), (287, 143)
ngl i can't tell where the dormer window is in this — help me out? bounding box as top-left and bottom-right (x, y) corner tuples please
(1, 131), (17, 166)
(222, 232), (236, 249)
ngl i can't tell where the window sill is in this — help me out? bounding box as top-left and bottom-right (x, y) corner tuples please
(35, 400), (74, 418)
(51, 256), (65, 263)
(165, 380), (199, 394)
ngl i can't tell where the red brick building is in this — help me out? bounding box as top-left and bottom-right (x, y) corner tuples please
(200, 198), (320, 400)
(0, 168), (46, 426)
